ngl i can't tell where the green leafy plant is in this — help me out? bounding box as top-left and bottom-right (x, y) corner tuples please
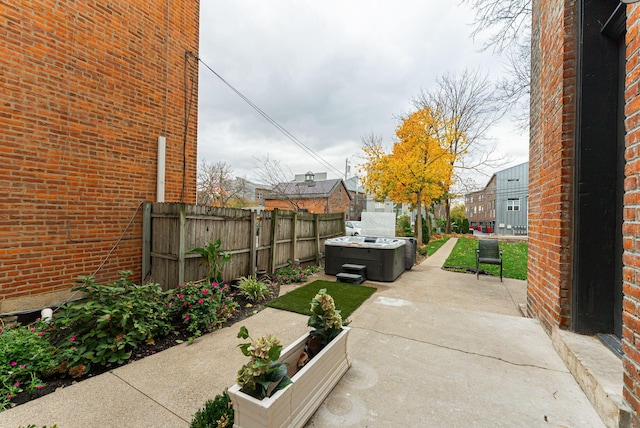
(190, 390), (234, 428)
(0, 322), (57, 411)
(190, 238), (231, 284)
(236, 326), (292, 399)
(307, 289), (345, 346)
(237, 276), (272, 302)
(167, 281), (238, 340)
(18, 425), (59, 428)
(396, 214), (414, 237)
(46, 271), (172, 375)
(269, 260), (322, 284)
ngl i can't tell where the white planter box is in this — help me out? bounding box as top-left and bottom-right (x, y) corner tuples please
(228, 327), (351, 428)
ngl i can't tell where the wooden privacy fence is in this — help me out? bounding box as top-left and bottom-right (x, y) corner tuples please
(142, 203), (345, 290)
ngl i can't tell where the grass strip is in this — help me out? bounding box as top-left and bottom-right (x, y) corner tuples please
(420, 237), (450, 256)
(266, 280), (377, 319)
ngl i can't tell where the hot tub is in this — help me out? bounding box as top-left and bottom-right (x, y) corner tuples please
(324, 236), (407, 282)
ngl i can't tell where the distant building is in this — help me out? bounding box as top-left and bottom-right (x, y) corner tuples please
(264, 171), (351, 214)
(344, 176), (365, 220)
(465, 162), (528, 235)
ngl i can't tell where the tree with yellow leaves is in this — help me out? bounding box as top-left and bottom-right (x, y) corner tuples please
(360, 108), (455, 245)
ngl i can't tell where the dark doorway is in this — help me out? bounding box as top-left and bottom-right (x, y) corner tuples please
(572, 1), (624, 335)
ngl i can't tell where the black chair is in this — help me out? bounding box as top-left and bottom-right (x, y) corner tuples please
(476, 240), (503, 282)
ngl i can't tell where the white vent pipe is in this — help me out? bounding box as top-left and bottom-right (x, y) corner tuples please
(157, 136), (166, 202)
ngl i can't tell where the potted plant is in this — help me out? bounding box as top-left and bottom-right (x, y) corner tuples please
(228, 289), (351, 428)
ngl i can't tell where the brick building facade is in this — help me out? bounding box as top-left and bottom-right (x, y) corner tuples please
(530, 0), (640, 424)
(264, 178), (352, 214)
(0, 1), (199, 314)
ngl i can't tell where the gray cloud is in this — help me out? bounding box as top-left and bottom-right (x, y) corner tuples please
(197, 0), (528, 184)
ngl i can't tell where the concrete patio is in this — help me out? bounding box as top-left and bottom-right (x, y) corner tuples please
(0, 238), (610, 427)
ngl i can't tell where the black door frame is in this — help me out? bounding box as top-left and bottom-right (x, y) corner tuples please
(572, 0), (624, 335)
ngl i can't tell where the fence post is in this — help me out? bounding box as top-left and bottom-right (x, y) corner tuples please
(315, 213), (321, 265)
(178, 203), (186, 285)
(250, 210), (257, 276)
(292, 211), (298, 263)
(270, 208), (279, 273)
(142, 202), (152, 284)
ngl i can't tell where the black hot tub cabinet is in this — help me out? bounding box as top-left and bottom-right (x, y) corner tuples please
(324, 236), (407, 282)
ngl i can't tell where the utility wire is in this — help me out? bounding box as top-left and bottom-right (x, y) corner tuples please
(194, 54), (345, 178)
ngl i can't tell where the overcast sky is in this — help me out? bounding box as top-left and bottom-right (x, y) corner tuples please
(197, 1), (529, 189)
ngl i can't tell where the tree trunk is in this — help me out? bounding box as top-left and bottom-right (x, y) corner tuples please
(415, 191), (423, 246)
(445, 197), (451, 234)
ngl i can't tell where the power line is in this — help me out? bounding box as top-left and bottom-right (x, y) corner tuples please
(194, 54), (345, 178)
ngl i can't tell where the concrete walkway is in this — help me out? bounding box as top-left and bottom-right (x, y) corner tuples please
(0, 238), (605, 427)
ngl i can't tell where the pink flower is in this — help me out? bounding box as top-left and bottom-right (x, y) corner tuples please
(177, 294), (183, 300)
(37, 385), (43, 390)
(167, 302), (172, 308)
(19, 365), (25, 369)
(13, 382), (20, 387)
(7, 395), (12, 400)
(10, 361), (17, 367)
(198, 298), (204, 305)
(202, 288), (209, 295)
(185, 314), (190, 321)
(38, 332), (43, 337)
(70, 336), (76, 342)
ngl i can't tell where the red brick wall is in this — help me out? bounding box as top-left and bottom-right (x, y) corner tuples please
(528, 0), (576, 332)
(327, 185), (351, 214)
(0, 1), (199, 313)
(624, 4), (640, 421)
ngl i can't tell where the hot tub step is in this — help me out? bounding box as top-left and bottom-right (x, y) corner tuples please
(336, 272), (365, 285)
(342, 264), (367, 279)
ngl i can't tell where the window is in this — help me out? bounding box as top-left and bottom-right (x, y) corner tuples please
(507, 198), (520, 211)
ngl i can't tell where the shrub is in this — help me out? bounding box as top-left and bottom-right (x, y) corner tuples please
(461, 218), (470, 233)
(396, 214), (413, 237)
(269, 261), (321, 285)
(46, 271), (173, 376)
(237, 276), (271, 302)
(422, 216), (430, 243)
(0, 322), (57, 411)
(167, 281), (238, 340)
(190, 391), (234, 428)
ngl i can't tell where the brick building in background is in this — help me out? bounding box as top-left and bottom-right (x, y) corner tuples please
(530, 1), (640, 424)
(0, 2), (199, 314)
(264, 172), (352, 214)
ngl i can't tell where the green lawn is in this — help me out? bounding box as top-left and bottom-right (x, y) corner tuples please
(420, 237), (450, 256)
(443, 237), (528, 280)
(266, 280), (377, 319)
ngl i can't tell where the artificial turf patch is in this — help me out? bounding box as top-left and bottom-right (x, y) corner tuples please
(266, 280), (377, 319)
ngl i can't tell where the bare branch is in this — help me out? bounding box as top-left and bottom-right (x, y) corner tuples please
(252, 155), (303, 211)
(459, 0), (531, 53)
